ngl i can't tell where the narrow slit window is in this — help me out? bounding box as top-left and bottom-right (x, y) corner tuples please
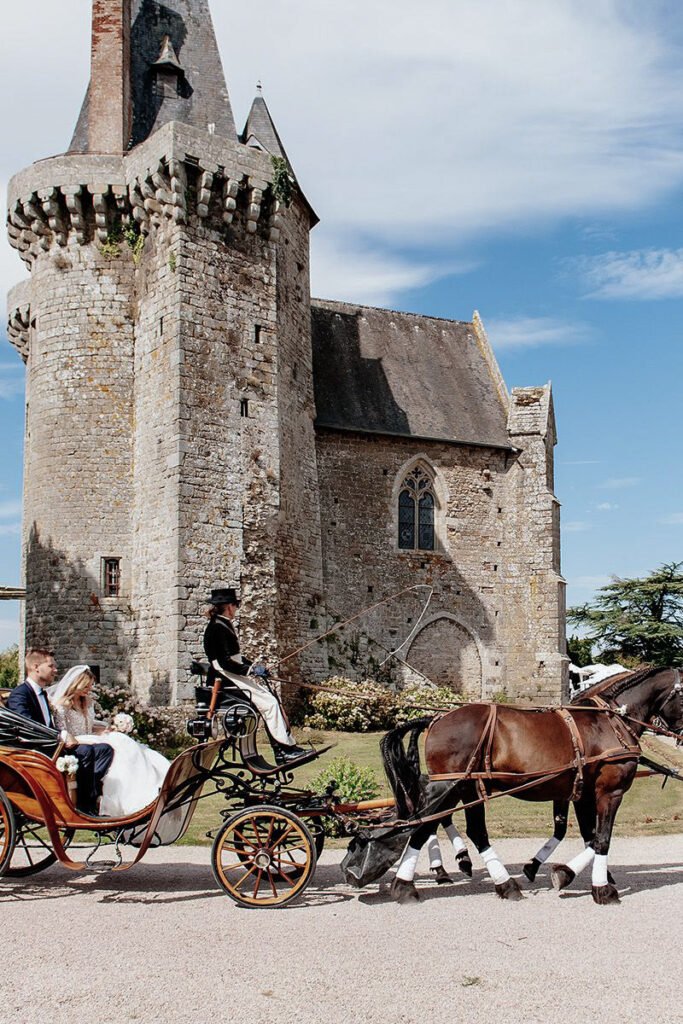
(102, 558), (121, 597)
(240, 398), (249, 418)
(254, 325), (264, 343)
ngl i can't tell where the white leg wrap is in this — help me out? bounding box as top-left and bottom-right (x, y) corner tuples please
(566, 845), (595, 877)
(533, 836), (561, 864)
(426, 835), (442, 869)
(395, 844), (421, 882)
(445, 823), (467, 856)
(592, 854), (609, 887)
(481, 846), (510, 885)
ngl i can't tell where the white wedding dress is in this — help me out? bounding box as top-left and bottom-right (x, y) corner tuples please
(52, 703), (170, 817)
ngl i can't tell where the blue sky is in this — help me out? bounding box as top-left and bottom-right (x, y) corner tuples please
(1, 0), (682, 648)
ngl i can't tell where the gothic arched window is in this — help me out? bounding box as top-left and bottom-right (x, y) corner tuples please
(398, 466), (436, 551)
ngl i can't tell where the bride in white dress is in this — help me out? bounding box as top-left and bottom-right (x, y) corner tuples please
(49, 666), (171, 817)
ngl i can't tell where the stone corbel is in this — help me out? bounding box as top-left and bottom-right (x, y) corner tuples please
(89, 186), (111, 244)
(223, 178), (239, 225)
(7, 204), (34, 262)
(129, 180), (150, 234)
(151, 162), (173, 216)
(197, 167), (216, 218)
(246, 178), (267, 234)
(38, 187), (67, 246)
(61, 186), (87, 244)
(267, 199), (286, 243)
(7, 303), (30, 361)
(141, 177), (163, 229)
(168, 159), (187, 224)
(22, 195), (50, 250)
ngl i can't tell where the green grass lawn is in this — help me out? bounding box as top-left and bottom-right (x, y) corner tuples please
(179, 728), (683, 846)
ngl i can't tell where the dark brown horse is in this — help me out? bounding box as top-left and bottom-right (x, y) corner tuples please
(522, 666), (670, 884)
(381, 665), (683, 904)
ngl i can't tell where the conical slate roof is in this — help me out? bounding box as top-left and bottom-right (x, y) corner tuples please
(70, 0), (236, 153)
(242, 88), (291, 167)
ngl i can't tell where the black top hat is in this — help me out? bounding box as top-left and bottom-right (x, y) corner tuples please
(208, 587), (240, 607)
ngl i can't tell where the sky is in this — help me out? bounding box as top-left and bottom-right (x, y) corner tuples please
(0, 0), (682, 649)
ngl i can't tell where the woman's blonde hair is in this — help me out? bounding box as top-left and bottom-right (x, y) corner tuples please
(55, 669), (96, 709)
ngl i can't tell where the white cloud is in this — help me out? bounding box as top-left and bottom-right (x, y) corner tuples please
(309, 236), (470, 307)
(564, 521), (591, 533)
(487, 316), (594, 351)
(0, 523), (20, 537)
(576, 248), (683, 299)
(596, 502), (619, 511)
(599, 476), (641, 489)
(4, 2), (683, 305)
(659, 512), (683, 525)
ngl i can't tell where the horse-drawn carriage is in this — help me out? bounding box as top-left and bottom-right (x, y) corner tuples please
(0, 665), (392, 908)
(1, 663), (682, 908)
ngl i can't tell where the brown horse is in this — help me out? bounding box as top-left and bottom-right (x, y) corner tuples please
(522, 666), (672, 884)
(381, 665), (683, 905)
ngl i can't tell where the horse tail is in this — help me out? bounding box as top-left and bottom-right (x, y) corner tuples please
(381, 717), (433, 819)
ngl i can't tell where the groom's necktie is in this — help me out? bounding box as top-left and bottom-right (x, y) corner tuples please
(36, 689), (51, 727)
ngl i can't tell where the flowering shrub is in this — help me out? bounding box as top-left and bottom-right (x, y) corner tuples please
(95, 686), (190, 757)
(301, 677), (461, 731)
(302, 677), (396, 732)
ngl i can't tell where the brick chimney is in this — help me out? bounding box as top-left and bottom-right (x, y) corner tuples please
(88, 0), (132, 152)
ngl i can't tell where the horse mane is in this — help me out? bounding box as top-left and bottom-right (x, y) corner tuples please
(577, 664), (662, 704)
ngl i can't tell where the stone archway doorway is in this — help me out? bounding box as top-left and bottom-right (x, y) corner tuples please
(403, 615), (482, 697)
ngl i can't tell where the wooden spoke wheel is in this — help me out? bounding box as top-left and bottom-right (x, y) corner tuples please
(212, 805), (316, 908)
(0, 788), (16, 877)
(5, 816), (75, 878)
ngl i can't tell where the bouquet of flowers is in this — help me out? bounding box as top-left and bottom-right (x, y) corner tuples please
(112, 712), (134, 734)
(56, 755), (79, 776)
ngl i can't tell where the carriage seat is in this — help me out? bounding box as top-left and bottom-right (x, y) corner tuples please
(190, 660), (254, 709)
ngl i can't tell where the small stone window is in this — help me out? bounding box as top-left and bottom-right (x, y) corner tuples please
(398, 467), (435, 551)
(240, 398), (249, 418)
(101, 558), (121, 597)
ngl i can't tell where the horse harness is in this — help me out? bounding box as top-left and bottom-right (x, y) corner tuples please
(428, 700), (642, 804)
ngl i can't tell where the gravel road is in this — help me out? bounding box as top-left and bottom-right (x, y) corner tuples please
(2, 836), (682, 1024)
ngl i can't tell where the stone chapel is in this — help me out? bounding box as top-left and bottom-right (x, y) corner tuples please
(6, 0), (568, 704)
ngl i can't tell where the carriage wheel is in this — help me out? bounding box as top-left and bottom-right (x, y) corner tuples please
(0, 788), (16, 877)
(212, 805), (316, 908)
(5, 816), (75, 878)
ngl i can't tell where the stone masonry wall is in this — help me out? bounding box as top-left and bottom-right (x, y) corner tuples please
(272, 199), (326, 684)
(21, 235), (136, 685)
(502, 387), (568, 703)
(316, 430), (510, 700)
(316, 421), (565, 703)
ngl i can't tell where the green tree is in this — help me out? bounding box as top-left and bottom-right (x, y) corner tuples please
(566, 634), (594, 667)
(0, 645), (20, 688)
(568, 562), (683, 667)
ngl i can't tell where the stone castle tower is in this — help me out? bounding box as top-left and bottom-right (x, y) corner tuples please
(7, 0), (568, 703)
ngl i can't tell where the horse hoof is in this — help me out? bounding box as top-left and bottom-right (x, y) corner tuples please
(551, 864), (575, 891)
(592, 883), (620, 905)
(456, 853), (473, 878)
(495, 877), (524, 901)
(523, 858), (541, 882)
(431, 865), (453, 885)
(390, 877), (421, 904)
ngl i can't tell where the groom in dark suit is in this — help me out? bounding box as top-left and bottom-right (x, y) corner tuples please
(7, 648), (113, 816)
